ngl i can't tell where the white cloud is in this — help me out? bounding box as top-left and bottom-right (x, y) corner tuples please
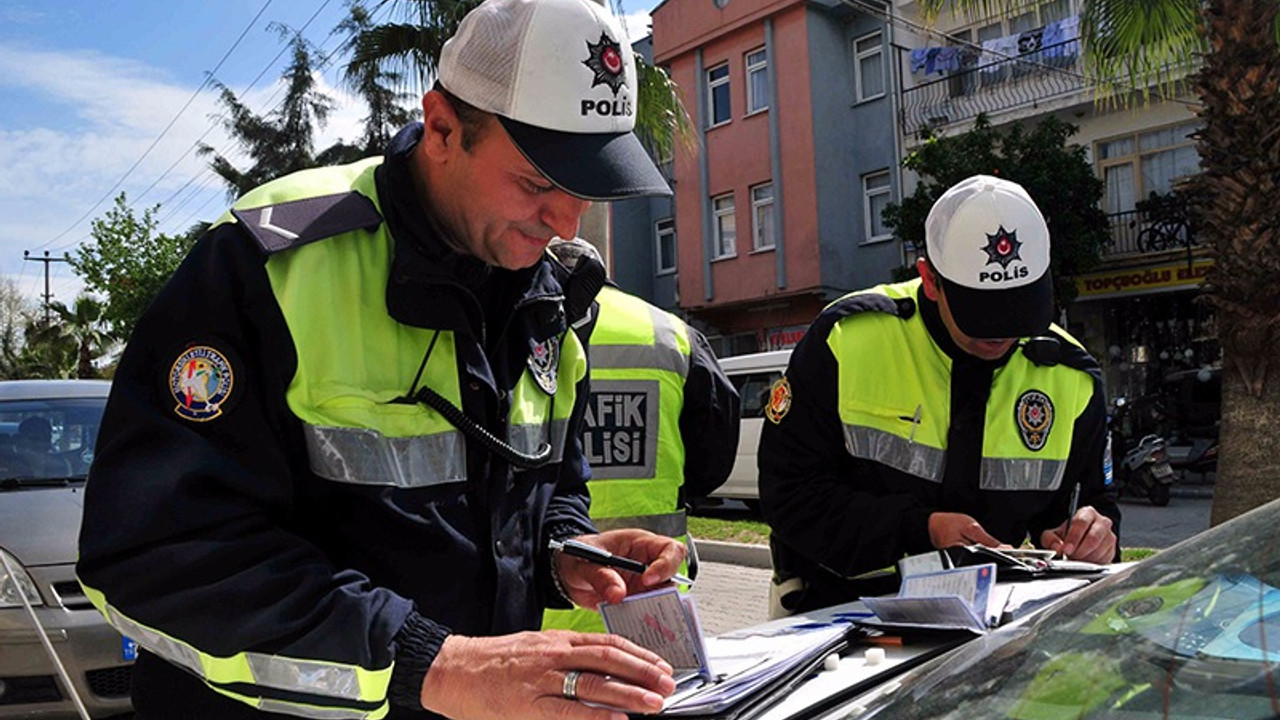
(0, 41), (369, 308)
(618, 10), (655, 44)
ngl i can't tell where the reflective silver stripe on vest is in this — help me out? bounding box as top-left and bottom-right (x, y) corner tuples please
(843, 425), (945, 482)
(590, 307), (690, 377)
(304, 425), (466, 487)
(258, 699), (380, 720)
(103, 607), (366, 702)
(508, 418), (571, 467)
(105, 607), (204, 678)
(980, 457), (1067, 491)
(592, 510), (688, 537)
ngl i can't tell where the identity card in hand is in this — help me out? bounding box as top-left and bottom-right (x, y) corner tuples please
(600, 586), (712, 680)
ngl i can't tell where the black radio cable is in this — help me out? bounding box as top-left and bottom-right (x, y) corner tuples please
(393, 330), (553, 469)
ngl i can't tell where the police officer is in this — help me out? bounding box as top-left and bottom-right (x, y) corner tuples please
(76, 0), (688, 718)
(543, 238), (740, 632)
(759, 175), (1121, 615)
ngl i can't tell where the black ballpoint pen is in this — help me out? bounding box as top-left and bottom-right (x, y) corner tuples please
(550, 538), (695, 585)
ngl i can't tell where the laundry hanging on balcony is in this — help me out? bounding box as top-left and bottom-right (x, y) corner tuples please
(1040, 15), (1079, 61)
(909, 46), (962, 76)
(978, 15), (1079, 77)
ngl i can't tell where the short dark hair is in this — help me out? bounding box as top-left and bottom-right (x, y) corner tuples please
(433, 82), (490, 152)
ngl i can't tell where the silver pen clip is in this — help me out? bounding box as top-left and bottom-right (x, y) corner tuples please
(907, 404), (922, 446)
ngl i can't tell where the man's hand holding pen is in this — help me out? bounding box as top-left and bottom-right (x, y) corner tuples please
(419, 529), (686, 720)
(552, 529), (689, 610)
(1041, 506), (1117, 563)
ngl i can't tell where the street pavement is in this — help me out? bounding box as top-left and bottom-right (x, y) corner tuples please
(690, 495), (1212, 636)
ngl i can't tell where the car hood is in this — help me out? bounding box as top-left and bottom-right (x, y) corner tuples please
(0, 485), (83, 567)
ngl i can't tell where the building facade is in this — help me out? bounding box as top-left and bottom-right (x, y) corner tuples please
(640, 0), (902, 356)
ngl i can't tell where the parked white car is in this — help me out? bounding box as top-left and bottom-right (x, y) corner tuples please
(706, 349), (792, 510)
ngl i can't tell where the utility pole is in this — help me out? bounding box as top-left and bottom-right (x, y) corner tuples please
(23, 250), (68, 325)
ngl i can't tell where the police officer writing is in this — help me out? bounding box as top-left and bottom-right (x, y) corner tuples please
(759, 175), (1120, 615)
(76, 0), (687, 718)
(544, 238), (741, 633)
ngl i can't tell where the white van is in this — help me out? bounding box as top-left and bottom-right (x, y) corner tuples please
(706, 349), (792, 510)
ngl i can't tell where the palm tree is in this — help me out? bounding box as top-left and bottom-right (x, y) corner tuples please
(924, 0), (1280, 524)
(50, 297), (112, 380)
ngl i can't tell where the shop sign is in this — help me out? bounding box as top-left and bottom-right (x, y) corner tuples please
(760, 324), (807, 351)
(1075, 259), (1214, 299)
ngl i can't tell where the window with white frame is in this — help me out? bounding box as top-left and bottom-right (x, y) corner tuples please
(712, 194), (736, 258)
(745, 48), (768, 114)
(707, 64), (731, 127)
(863, 171), (892, 242)
(751, 183), (776, 251)
(853, 32), (884, 102)
(1097, 121), (1200, 214)
(655, 218), (676, 274)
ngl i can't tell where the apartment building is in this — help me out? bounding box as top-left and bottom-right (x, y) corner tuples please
(625, 0), (904, 356)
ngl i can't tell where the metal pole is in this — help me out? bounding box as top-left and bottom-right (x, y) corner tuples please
(0, 552), (92, 720)
(22, 250), (69, 325)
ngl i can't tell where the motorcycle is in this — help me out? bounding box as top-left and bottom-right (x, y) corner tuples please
(1108, 397), (1175, 506)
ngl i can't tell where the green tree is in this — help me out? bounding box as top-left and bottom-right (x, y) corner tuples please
(883, 115), (1108, 308)
(15, 317), (77, 379)
(925, 0), (1280, 524)
(68, 193), (197, 340)
(319, 2), (419, 166)
(49, 296), (111, 379)
(0, 278), (36, 379)
(200, 27), (337, 197)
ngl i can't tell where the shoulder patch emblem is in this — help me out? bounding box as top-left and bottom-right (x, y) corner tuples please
(528, 337), (560, 395)
(765, 376), (792, 424)
(169, 346), (234, 422)
(1014, 389), (1054, 451)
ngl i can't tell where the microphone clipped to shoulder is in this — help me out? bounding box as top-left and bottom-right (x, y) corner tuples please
(1020, 336), (1061, 366)
(549, 237), (607, 327)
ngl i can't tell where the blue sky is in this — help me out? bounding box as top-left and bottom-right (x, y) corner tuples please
(0, 0), (656, 307)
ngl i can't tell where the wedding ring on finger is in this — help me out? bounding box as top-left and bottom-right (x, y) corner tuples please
(562, 670), (582, 700)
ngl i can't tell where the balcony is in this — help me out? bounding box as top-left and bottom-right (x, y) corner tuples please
(1104, 194), (1199, 259)
(899, 39), (1085, 140)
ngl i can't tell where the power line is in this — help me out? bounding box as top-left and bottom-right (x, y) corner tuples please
(31, 0), (278, 253)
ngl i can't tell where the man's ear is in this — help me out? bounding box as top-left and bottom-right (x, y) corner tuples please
(420, 90), (461, 160)
(917, 257), (941, 301)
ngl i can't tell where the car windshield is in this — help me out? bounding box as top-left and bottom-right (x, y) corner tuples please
(848, 499), (1280, 720)
(0, 396), (106, 483)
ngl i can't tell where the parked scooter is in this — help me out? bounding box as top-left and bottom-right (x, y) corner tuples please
(1108, 397), (1175, 506)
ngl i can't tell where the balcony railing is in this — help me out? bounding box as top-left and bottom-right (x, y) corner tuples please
(1105, 206), (1199, 258)
(899, 39), (1085, 139)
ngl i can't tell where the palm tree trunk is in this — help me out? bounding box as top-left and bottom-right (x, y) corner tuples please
(1191, 0), (1280, 523)
(1211, 369), (1280, 524)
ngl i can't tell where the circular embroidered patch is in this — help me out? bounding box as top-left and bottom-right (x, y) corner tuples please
(1015, 389), (1054, 451)
(765, 377), (792, 424)
(169, 346), (234, 422)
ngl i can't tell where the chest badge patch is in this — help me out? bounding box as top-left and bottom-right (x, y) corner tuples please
(528, 337), (560, 395)
(169, 346), (234, 422)
(765, 376), (792, 424)
(1015, 389), (1054, 451)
